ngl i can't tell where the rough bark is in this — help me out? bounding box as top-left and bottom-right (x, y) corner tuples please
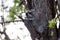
(23, 0), (57, 40)
(58, 0), (60, 11)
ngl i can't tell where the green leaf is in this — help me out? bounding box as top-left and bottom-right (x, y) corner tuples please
(48, 18), (57, 28)
(14, 0), (20, 3)
(9, 12), (14, 17)
(10, 5), (17, 12)
(9, 0), (25, 20)
(19, 5), (25, 12)
(9, 12), (16, 20)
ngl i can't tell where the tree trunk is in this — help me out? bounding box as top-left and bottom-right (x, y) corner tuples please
(23, 0), (57, 40)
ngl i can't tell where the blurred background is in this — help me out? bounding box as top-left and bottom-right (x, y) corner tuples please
(0, 0), (32, 40)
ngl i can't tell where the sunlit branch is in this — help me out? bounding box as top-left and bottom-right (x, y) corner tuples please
(0, 20), (22, 24)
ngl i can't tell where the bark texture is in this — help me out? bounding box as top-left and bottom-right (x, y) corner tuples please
(23, 0), (57, 40)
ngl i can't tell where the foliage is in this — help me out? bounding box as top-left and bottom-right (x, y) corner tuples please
(14, 0), (20, 3)
(9, 12), (16, 20)
(8, 0), (25, 20)
(48, 18), (58, 28)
